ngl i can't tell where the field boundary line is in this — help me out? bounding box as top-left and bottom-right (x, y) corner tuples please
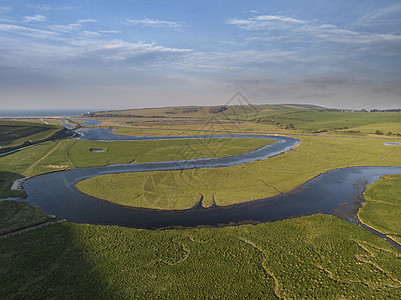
(65, 139), (78, 168)
(0, 219), (66, 241)
(239, 237), (281, 299)
(24, 140), (63, 176)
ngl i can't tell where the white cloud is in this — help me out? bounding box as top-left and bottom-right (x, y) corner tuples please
(77, 19), (98, 24)
(355, 3), (401, 26)
(0, 22), (195, 71)
(127, 18), (185, 31)
(0, 24), (57, 39)
(50, 23), (81, 32)
(0, 6), (12, 12)
(23, 14), (47, 22)
(254, 15), (305, 24)
(99, 30), (121, 34)
(227, 13), (401, 62)
(81, 31), (103, 38)
(226, 15), (305, 30)
(28, 4), (75, 11)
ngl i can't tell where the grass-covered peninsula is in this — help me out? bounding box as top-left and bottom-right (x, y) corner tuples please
(359, 174), (401, 245)
(0, 137), (274, 199)
(77, 135), (401, 209)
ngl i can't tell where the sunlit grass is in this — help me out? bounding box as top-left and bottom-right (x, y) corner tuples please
(0, 138), (274, 198)
(0, 200), (49, 235)
(78, 135), (401, 209)
(359, 174), (401, 243)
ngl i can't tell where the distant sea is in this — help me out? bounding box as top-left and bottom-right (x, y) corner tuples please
(0, 109), (91, 118)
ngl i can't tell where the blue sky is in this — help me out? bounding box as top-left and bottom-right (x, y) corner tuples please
(0, 0), (400, 110)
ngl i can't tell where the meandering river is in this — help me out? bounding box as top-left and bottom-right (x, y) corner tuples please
(21, 127), (401, 237)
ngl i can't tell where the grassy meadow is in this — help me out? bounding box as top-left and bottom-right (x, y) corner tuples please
(0, 200), (50, 235)
(92, 104), (401, 137)
(68, 138), (274, 167)
(0, 138), (274, 198)
(255, 110), (401, 134)
(1, 214), (401, 299)
(78, 135), (401, 210)
(0, 120), (66, 152)
(359, 174), (401, 245)
(0, 171), (25, 198)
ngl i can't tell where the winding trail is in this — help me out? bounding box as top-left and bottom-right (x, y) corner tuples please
(24, 140), (63, 176)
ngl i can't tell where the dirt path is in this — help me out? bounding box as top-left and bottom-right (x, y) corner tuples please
(0, 219), (65, 241)
(23, 140), (63, 176)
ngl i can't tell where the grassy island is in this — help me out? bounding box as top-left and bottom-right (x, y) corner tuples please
(359, 174), (401, 245)
(77, 135), (401, 209)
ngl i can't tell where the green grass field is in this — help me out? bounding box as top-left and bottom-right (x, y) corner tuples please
(0, 120), (65, 151)
(0, 200), (49, 235)
(113, 121), (285, 136)
(0, 138), (274, 199)
(359, 174), (401, 245)
(78, 135), (401, 210)
(258, 110), (401, 133)
(0, 171), (25, 198)
(1, 214), (400, 299)
(343, 122), (401, 136)
(91, 105), (401, 137)
(68, 138), (274, 167)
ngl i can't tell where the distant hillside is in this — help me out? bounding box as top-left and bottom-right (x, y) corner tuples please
(85, 104), (325, 119)
(0, 120), (71, 154)
(281, 104), (326, 110)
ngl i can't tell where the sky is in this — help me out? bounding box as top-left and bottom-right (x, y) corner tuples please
(0, 0), (400, 110)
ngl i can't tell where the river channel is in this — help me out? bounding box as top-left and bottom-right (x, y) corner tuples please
(20, 127), (401, 236)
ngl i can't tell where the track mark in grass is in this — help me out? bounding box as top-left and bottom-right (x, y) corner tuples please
(258, 179), (283, 194)
(352, 240), (401, 256)
(226, 167), (241, 179)
(187, 236), (213, 244)
(312, 140), (342, 151)
(314, 264), (334, 278)
(24, 141), (63, 176)
(354, 240), (401, 288)
(265, 167), (301, 172)
(160, 243), (190, 266)
(65, 139), (78, 168)
(381, 149), (394, 160)
(239, 237), (280, 299)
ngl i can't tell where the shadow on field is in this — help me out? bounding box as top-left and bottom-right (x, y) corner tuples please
(1, 214), (401, 298)
(0, 171), (25, 198)
(0, 221), (279, 299)
(0, 223), (117, 298)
